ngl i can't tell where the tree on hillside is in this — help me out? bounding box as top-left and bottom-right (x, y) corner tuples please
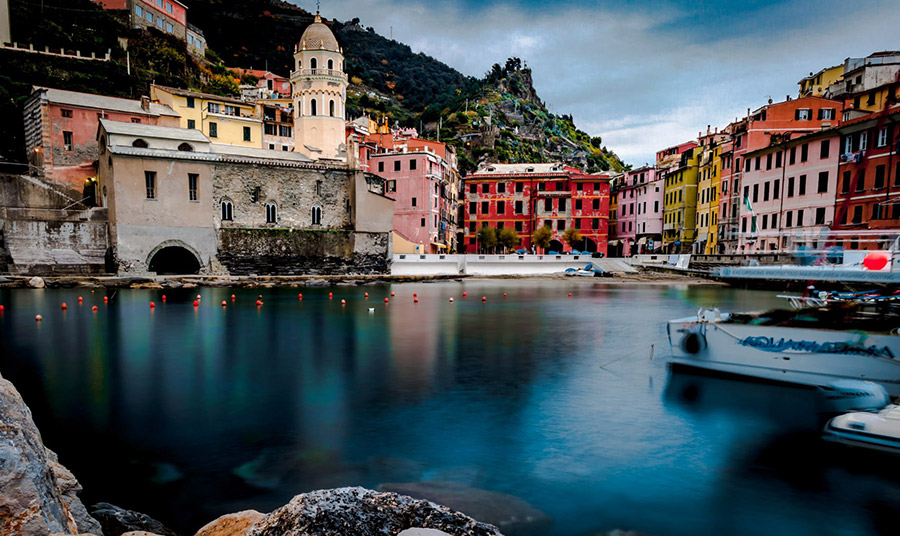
(563, 228), (582, 250)
(476, 226), (498, 252)
(497, 227), (519, 253)
(532, 225), (552, 253)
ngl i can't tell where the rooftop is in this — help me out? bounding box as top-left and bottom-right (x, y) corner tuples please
(34, 87), (179, 118)
(471, 163), (567, 176)
(152, 84), (248, 106)
(99, 119), (210, 143)
(299, 14), (340, 53)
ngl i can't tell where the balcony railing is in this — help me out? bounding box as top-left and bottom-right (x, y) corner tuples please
(296, 68), (347, 79)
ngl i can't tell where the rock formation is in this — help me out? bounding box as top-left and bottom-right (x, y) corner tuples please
(0, 373), (101, 535)
(88, 503), (176, 536)
(246, 487), (503, 536)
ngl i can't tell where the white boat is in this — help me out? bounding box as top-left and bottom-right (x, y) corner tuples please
(667, 303), (900, 398)
(823, 404), (900, 454)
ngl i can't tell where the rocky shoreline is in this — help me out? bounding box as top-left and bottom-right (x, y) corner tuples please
(0, 270), (719, 291)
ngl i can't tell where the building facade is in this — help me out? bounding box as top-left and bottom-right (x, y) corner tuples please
(609, 166), (660, 255)
(260, 99), (295, 152)
(717, 119), (748, 254)
(695, 131), (727, 254)
(23, 86), (180, 187)
(662, 147), (700, 253)
(463, 163), (609, 254)
(151, 85), (263, 148)
(367, 132), (459, 253)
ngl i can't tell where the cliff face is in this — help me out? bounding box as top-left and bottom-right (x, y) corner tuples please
(0, 372), (101, 535)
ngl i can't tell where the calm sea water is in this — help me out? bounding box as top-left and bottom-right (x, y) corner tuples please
(1, 281), (898, 536)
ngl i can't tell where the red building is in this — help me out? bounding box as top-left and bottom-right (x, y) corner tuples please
(93, 0), (188, 40)
(462, 163), (610, 254)
(832, 106), (900, 250)
(23, 87), (180, 188)
(232, 69), (292, 98)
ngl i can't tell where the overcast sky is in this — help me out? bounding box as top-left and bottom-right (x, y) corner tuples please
(297, 0), (900, 166)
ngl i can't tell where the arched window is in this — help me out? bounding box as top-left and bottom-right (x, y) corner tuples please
(329, 100), (335, 117)
(310, 98), (317, 116)
(221, 199), (233, 221)
(266, 202), (277, 223)
(327, 58), (334, 70)
(178, 142), (194, 152)
(310, 57), (317, 69)
(311, 205), (322, 225)
(132, 138), (148, 148)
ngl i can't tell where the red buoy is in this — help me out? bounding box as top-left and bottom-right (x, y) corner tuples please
(103, 296), (109, 303)
(61, 303), (67, 310)
(92, 306), (98, 312)
(413, 292), (417, 297)
(414, 297), (419, 303)
(462, 292), (467, 297)
(297, 293), (302, 300)
(482, 296), (487, 302)
(256, 299), (263, 306)
(391, 291), (395, 297)
(341, 299), (347, 305)
(384, 297), (389, 303)
(193, 300), (199, 307)
(35, 314), (42, 322)
(221, 301), (227, 307)
(503, 293), (507, 297)
(231, 294), (236, 300)
(568, 293), (572, 297)
(150, 302), (155, 308)
(161, 295), (167, 302)
(0, 305), (4, 312)
(329, 292), (333, 299)
(77, 296), (83, 303)
(365, 292), (369, 298)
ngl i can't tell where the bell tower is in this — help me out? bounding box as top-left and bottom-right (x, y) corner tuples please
(291, 13), (348, 161)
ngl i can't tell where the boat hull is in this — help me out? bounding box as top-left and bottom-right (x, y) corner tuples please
(667, 319), (900, 397)
(823, 405), (900, 454)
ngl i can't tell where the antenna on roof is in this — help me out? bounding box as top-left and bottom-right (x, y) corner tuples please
(316, 0), (320, 14)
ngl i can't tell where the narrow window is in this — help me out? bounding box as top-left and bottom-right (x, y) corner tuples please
(421, 218), (426, 227)
(797, 209), (805, 226)
(310, 99), (317, 116)
(515, 182), (523, 193)
(243, 126), (251, 142)
(817, 171), (828, 193)
(800, 143), (809, 162)
(544, 198), (552, 211)
(498, 201), (505, 214)
(209, 122), (218, 138)
(820, 140), (830, 159)
(61, 109), (73, 118)
(145, 171), (156, 199)
(498, 182), (505, 193)
(575, 199), (583, 210)
(379, 161), (385, 173)
(773, 179), (780, 199)
(329, 100), (335, 117)
(63, 131), (73, 151)
(312, 206), (322, 225)
(559, 198), (566, 211)
(409, 159), (417, 171)
(188, 173), (198, 201)
(592, 198), (599, 210)
(842, 171), (851, 193)
(221, 200), (233, 221)
(856, 169), (866, 192)
(482, 183), (490, 193)
(786, 211), (793, 227)
(327, 59), (334, 70)
(557, 220), (565, 231)
(469, 202), (476, 215)
(266, 203), (277, 223)
(411, 197), (417, 207)
(875, 164), (886, 189)
(515, 200), (523, 214)
(394, 160), (401, 172)
(763, 182), (770, 201)
(816, 207), (826, 225)
(187, 119), (196, 129)
(482, 201), (489, 214)
(310, 58), (317, 69)
(798, 175), (807, 196)
(752, 184), (759, 203)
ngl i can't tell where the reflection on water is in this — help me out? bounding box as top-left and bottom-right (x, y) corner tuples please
(0, 282), (898, 536)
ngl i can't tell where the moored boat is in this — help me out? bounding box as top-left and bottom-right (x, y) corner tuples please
(823, 404), (900, 454)
(667, 302), (900, 397)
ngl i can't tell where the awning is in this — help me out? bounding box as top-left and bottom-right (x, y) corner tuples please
(432, 243), (449, 249)
(608, 240), (621, 246)
(637, 237), (648, 246)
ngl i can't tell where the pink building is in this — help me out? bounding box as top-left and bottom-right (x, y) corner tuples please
(738, 130), (840, 252)
(611, 166), (661, 255)
(23, 86), (180, 188)
(368, 133), (458, 253)
(233, 69), (292, 98)
(93, 0), (189, 40)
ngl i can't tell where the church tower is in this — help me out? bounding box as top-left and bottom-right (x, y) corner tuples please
(291, 13), (348, 161)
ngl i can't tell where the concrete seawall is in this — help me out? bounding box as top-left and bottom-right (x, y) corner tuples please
(391, 254), (638, 276)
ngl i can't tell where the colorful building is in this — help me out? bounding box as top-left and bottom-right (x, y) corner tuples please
(798, 65), (844, 98)
(233, 68), (292, 99)
(462, 163), (610, 254)
(259, 98), (294, 152)
(93, 0), (189, 40)
(608, 166), (661, 255)
(832, 107), (900, 250)
(151, 85), (263, 148)
(825, 51), (900, 119)
(695, 130), (727, 254)
(738, 129), (840, 253)
(717, 119), (748, 254)
(366, 131), (459, 253)
(662, 146), (700, 253)
(186, 24), (206, 57)
(23, 86), (180, 188)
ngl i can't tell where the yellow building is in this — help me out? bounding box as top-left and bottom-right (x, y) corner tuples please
(662, 147), (700, 253)
(695, 133), (727, 254)
(798, 65), (843, 98)
(151, 85), (263, 148)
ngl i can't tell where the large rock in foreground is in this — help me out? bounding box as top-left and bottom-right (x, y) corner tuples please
(0, 373), (101, 535)
(378, 482), (552, 536)
(88, 503), (176, 536)
(247, 487), (503, 536)
(194, 510), (264, 536)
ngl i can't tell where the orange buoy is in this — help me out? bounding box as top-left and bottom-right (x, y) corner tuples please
(35, 314), (42, 321)
(221, 301), (227, 307)
(462, 292), (467, 297)
(341, 299), (346, 305)
(103, 296), (109, 303)
(77, 296), (83, 303)
(414, 297), (419, 303)
(391, 291), (395, 296)
(232, 294), (236, 300)
(384, 297), (389, 303)
(150, 302), (156, 308)
(256, 299), (262, 306)
(482, 296), (487, 302)
(449, 297), (454, 303)
(365, 292), (369, 298)
(61, 302), (67, 310)
(193, 300), (199, 307)
(92, 306), (98, 312)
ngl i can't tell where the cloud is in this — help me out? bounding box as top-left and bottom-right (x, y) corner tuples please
(306, 0), (900, 166)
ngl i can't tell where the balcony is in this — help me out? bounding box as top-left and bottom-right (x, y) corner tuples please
(294, 68), (347, 80)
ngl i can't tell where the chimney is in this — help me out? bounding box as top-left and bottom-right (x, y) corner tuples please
(707, 125), (711, 135)
(140, 96), (150, 112)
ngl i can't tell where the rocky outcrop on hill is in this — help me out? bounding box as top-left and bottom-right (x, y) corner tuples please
(247, 487), (503, 536)
(0, 373), (101, 535)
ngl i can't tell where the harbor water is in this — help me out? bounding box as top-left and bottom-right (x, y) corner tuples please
(1, 281), (898, 536)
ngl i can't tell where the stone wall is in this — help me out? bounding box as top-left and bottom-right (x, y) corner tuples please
(217, 227), (389, 275)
